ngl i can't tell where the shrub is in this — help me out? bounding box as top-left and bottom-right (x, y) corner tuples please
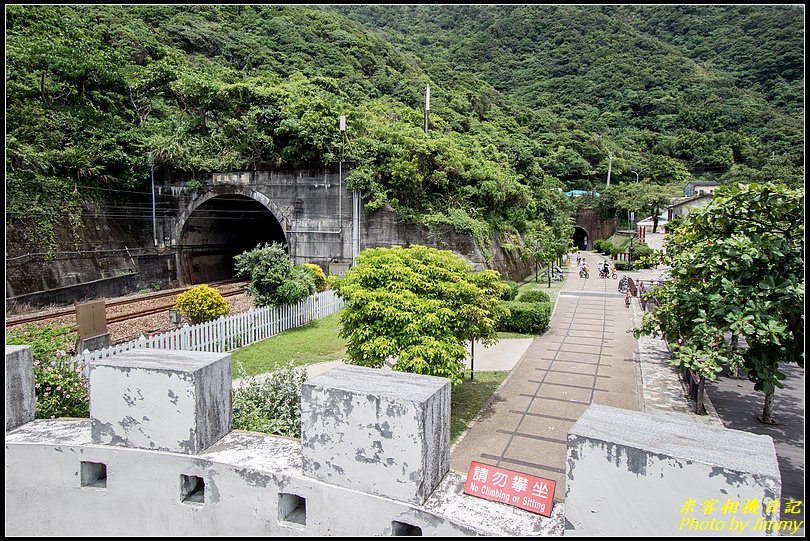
(630, 243), (654, 266)
(500, 280), (520, 300)
(174, 284), (230, 324)
(615, 261), (635, 271)
(498, 301), (551, 335)
(33, 351), (90, 419)
(635, 249), (665, 269)
(234, 243), (315, 307)
(232, 361), (307, 438)
(302, 263), (328, 292)
(516, 289), (551, 303)
(276, 265), (316, 305)
(593, 239), (611, 254)
(5, 324), (89, 419)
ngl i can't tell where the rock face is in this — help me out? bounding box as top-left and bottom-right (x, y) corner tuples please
(301, 364), (451, 505)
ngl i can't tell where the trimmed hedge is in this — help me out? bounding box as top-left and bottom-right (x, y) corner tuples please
(630, 242), (654, 261)
(498, 300), (551, 335)
(516, 289), (551, 303)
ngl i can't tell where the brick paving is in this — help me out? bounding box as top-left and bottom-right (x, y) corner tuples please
(450, 251), (643, 501)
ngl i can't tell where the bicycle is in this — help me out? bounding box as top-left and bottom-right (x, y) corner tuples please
(618, 275), (632, 307)
(579, 268), (589, 279)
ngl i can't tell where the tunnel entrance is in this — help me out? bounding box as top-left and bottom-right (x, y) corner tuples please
(573, 226), (589, 250)
(179, 194), (286, 284)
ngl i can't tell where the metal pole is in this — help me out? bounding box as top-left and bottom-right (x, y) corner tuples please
(606, 152), (613, 187)
(339, 115), (345, 247)
(150, 154), (157, 247)
(352, 190), (360, 266)
(424, 84), (430, 135)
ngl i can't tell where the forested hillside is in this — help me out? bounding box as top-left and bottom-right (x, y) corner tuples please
(5, 4), (804, 254)
(330, 5), (804, 184)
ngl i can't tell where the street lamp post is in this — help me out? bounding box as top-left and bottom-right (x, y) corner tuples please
(631, 169), (644, 183)
(629, 235), (635, 268)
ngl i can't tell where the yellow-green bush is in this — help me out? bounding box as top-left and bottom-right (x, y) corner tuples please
(174, 285), (230, 324)
(303, 263), (328, 292)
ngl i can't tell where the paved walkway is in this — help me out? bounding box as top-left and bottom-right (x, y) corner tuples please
(450, 251), (644, 501)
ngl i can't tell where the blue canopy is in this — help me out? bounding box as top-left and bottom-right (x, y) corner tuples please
(564, 190), (600, 197)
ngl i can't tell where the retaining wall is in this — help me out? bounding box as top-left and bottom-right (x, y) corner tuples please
(4, 346), (562, 536)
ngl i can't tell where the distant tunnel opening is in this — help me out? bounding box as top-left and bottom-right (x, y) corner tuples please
(573, 226), (589, 251)
(179, 195), (286, 284)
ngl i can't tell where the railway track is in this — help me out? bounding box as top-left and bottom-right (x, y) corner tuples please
(5, 279), (248, 328)
(105, 287), (246, 324)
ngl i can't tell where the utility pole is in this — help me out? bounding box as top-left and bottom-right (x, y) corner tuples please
(424, 84), (430, 135)
(148, 152), (157, 247)
(339, 115), (346, 244)
(606, 152), (614, 187)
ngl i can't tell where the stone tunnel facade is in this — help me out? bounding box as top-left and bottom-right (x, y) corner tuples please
(159, 166), (534, 284)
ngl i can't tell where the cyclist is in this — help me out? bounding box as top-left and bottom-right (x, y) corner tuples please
(599, 261), (609, 278)
(579, 260), (589, 278)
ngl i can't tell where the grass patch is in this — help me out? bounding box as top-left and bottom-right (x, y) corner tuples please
(607, 233), (632, 249)
(231, 312), (346, 377)
(232, 313), (509, 446)
(497, 331), (537, 339)
(450, 370), (509, 444)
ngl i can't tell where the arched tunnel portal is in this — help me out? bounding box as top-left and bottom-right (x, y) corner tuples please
(573, 226), (589, 251)
(178, 194), (287, 285)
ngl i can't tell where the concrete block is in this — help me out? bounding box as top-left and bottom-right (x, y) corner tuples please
(301, 364), (451, 505)
(5, 345), (36, 432)
(565, 405), (782, 536)
(89, 350), (231, 454)
(77, 333), (112, 354)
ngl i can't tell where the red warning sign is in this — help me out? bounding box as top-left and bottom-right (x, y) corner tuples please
(463, 461), (556, 517)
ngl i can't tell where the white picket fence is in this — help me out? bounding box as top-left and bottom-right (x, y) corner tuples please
(75, 290), (344, 368)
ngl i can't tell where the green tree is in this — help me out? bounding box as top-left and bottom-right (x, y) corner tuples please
(524, 217), (574, 286)
(614, 181), (682, 232)
(329, 245), (508, 384)
(634, 182), (804, 423)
